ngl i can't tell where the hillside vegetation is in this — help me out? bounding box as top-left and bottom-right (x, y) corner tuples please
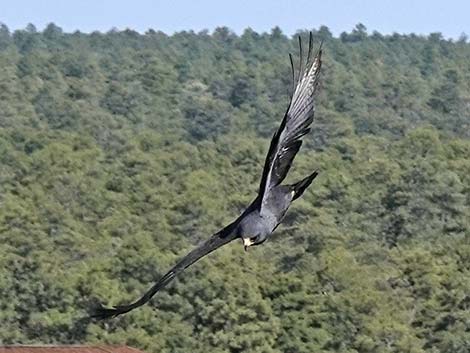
(0, 23), (469, 353)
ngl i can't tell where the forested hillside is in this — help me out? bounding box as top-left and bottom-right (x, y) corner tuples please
(0, 23), (469, 353)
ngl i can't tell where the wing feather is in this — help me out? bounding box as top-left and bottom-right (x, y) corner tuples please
(91, 222), (238, 319)
(259, 33), (322, 210)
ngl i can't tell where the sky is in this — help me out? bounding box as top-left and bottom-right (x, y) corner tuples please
(1, 0), (469, 39)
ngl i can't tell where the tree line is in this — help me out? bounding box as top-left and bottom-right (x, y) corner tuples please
(0, 23), (469, 353)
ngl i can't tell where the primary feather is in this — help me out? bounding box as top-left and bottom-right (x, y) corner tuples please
(91, 222), (239, 319)
(259, 33), (322, 211)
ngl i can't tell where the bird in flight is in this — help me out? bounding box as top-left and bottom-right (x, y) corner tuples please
(92, 32), (322, 319)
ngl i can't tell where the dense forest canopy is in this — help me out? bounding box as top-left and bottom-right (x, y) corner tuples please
(0, 23), (469, 353)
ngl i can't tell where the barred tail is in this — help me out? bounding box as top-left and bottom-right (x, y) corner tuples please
(291, 170), (318, 200)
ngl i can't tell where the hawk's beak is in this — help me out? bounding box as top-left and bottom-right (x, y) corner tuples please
(243, 237), (255, 251)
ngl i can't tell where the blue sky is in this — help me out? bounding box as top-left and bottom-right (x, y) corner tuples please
(1, 0), (469, 38)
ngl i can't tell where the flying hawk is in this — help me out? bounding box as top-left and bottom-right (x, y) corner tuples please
(92, 32), (322, 319)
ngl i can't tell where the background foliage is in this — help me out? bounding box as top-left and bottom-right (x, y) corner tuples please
(0, 23), (469, 352)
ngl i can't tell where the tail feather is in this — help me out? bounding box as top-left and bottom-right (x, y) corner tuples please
(292, 170), (319, 200)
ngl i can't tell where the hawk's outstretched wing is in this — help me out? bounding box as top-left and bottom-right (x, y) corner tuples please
(258, 32), (322, 212)
(91, 222), (238, 319)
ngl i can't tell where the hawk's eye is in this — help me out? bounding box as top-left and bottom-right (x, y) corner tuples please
(250, 236), (258, 243)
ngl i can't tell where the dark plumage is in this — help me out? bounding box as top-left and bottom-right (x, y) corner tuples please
(91, 32), (322, 319)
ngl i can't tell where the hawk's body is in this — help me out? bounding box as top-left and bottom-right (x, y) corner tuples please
(92, 33), (322, 319)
